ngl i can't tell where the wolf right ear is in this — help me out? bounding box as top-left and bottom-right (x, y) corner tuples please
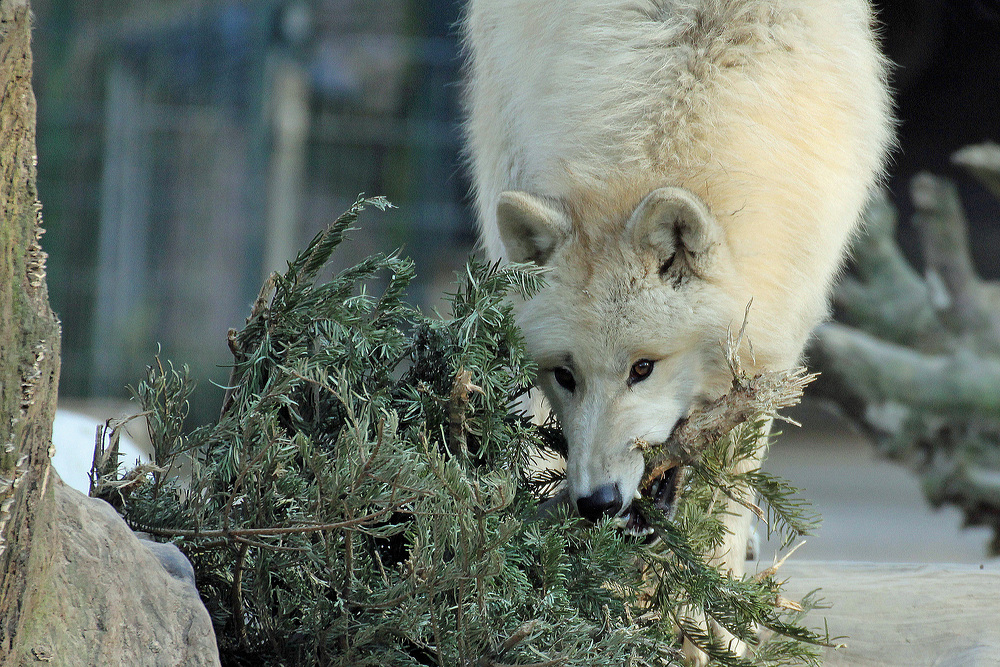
(628, 187), (721, 283)
(496, 191), (570, 265)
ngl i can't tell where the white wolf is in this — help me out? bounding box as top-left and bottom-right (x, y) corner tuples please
(462, 0), (892, 659)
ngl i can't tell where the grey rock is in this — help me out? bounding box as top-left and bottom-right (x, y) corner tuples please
(18, 476), (220, 667)
(137, 537), (198, 592)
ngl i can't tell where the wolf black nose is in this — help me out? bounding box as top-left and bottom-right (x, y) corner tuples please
(576, 484), (623, 523)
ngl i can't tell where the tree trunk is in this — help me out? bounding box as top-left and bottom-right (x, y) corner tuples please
(0, 0), (63, 663)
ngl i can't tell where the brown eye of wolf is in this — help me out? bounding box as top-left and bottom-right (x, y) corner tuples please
(629, 359), (654, 385)
(553, 367), (576, 392)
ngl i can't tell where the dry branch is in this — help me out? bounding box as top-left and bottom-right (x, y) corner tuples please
(952, 142), (1000, 200)
(641, 366), (815, 488)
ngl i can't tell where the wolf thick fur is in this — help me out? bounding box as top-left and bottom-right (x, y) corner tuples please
(463, 0), (891, 658)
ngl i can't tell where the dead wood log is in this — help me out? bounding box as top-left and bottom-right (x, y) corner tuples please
(809, 143), (1000, 554)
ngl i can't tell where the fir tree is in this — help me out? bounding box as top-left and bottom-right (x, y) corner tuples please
(95, 196), (832, 666)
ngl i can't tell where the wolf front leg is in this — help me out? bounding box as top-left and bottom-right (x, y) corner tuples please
(680, 504), (755, 665)
(681, 425), (769, 665)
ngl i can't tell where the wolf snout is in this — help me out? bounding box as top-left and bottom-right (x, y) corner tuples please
(576, 484), (624, 522)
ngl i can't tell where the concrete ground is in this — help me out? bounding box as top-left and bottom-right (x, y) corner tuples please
(757, 404), (998, 565)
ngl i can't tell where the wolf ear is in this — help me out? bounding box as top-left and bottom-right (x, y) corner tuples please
(628, 187), (721, 282)
(496, 191), (571, 265)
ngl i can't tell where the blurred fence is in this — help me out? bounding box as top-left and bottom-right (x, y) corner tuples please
(33, 0), (472, 422)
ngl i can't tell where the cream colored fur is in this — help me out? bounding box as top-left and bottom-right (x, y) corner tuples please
(462, 1), (892, 662)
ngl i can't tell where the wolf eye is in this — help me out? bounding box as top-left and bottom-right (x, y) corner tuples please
(629, 359), (654, 385)
(553, 367), (576, 393)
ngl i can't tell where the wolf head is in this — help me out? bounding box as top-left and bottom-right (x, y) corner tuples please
(498, 187), (743, 528)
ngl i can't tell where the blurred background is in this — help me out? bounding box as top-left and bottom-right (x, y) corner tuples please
(31, 0), (1000, 561)
(34, 0), (472, 419)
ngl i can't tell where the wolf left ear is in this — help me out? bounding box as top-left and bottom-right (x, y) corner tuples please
(628, 187), (721, 282)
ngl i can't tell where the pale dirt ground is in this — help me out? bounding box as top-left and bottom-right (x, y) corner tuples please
(757, 403), (999, 566)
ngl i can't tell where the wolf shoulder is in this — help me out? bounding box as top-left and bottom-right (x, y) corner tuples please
(462, 0), (894, 256)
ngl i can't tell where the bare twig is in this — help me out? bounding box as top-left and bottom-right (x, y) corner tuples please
(448, 367), (485, 457)
(342, 500), (355, 652)
(231, 541), (250, 647)
(135, 503), (414, 541)
(753, 540), (807, 582)
(230, 535), (307, 553)
(836, 191), (943, 349)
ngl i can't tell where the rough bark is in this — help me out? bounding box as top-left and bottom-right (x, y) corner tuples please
(810, 143), (1000, 554)
(0, 1), (63, 663)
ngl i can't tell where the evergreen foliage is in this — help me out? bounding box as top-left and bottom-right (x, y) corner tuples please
(97, 196), (830, 666)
